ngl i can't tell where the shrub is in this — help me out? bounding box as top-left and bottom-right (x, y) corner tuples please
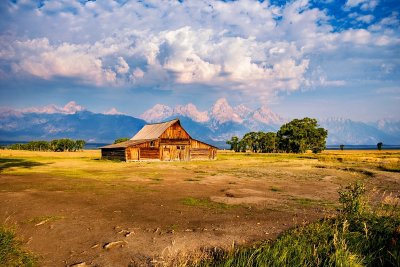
(338, 181), (366, 217)
(193, 181), (400, 267)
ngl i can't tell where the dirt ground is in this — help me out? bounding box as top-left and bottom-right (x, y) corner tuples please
(0, 150), (399, 266)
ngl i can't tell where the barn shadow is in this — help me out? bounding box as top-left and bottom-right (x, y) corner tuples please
(0, 158), (47, 172)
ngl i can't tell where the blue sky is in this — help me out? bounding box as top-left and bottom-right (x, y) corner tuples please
(0, 0), (399, 121)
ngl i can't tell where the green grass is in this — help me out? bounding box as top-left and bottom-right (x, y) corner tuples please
(293, 197), (323, 206)
(192, 181), (400, 267)
(0, 226), (37, 266)
(182, 197), (231, 210)
(193, 214), (400, 267)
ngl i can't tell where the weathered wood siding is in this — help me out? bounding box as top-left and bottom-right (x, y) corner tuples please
(160, 144), (190, 161)
(190, 148), (209, 160)
(139, 148), (159, 160)
(160, 139), (190, 145)
(137, 140), (160, 148)
(190, 139), (211, 148)
(126, 147), (139, 161)
(160, 123), (190, 139)
(189, 139), (217, 160)
(101, 148), (126, 161)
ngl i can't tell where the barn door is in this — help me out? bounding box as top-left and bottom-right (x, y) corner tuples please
(162, 147), (171, 161)
(128, 148), (139, 161)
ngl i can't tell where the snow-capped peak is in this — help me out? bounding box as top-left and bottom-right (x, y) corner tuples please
(173, 103), (209, 123)
(234, 104), (252, 118)
(252, 106), (284, 125)
(21, 101), (85, 114)
(210, 98), (243, 124)
(140, 98), (286, 126)
(140, 104), (173, 122)
(104, 107), (124, 115)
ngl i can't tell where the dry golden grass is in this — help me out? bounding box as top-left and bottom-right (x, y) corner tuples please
(1, 149), (399, 266)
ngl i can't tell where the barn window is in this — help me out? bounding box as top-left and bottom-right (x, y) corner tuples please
(177, 146), (180, 149)
(150, 141), (155, 147)
(181, 146), (185, 149)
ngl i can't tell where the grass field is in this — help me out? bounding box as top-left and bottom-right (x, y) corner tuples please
(0, 149), (399, 266)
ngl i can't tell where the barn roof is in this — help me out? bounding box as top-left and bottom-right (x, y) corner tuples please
(130, 118), (182, 140)
(100, 139), (156, 149)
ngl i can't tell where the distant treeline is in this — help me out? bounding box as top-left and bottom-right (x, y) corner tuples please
(5, 139), (86, 152)
(227, 118), (328, 153)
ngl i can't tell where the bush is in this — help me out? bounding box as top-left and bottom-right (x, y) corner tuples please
(338, 181), (366, 217)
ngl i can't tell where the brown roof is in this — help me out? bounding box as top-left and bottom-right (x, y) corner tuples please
(130, 119), (182, 140)
(100, 139), (155, 149)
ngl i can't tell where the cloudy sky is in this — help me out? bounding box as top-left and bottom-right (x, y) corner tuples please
(0, 0), (399, 121)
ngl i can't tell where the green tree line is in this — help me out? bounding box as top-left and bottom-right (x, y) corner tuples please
(6, 139), (86, 152)
(227, 117), (328, 153)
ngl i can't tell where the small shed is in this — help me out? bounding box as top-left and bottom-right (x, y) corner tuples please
(101, 119), (217, 161)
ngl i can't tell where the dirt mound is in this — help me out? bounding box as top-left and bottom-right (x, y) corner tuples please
(211, 188), (278, 205)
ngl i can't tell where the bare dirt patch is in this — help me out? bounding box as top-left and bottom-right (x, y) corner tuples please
(1, 150), (399, 266)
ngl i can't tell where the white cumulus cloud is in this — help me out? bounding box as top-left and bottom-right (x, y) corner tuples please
(0, 0), (398, 102)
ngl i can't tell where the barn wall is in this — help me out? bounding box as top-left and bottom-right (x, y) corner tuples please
(160, 144), (190, 161)
(160, 123), (190, 140)
(190, 148), (209, 160)
(139, 148), (159, 160)
(137, 140), (160, 148)
(190, 148), (217, 160)
(190, 139), (213, 149)
(210, 148), (217, 160)
(190, 139), (217, 160)
(101, 148), (126, 161)
(160, 139), (190, 145)
(126, 147), (139, 161)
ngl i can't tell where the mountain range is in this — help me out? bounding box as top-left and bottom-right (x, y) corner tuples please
(0, 99), (399, 147)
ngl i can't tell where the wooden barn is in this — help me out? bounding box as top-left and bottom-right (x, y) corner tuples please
(101, 119), (217, 161)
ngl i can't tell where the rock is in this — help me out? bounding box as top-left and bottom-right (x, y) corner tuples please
(103, 241), (127, 250)
(117, 229), (132, 237)
(70, 262), (90, 267)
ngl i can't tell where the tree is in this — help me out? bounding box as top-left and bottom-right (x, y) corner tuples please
(263, 132), (277, 153)
(226, 136), (240, 152)
(238, 139), (247, 152)
(377, 142), (383, 151)
(276, 118), (328, 153)
(114, 137), (130, 144)
(242, 132), (258, 152)
(50, 139), (76, 152)
(75, 140), (86, 151)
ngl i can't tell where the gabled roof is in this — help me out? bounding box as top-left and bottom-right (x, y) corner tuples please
(130, 118), (182, 140)
(100, 139), (156, 149)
